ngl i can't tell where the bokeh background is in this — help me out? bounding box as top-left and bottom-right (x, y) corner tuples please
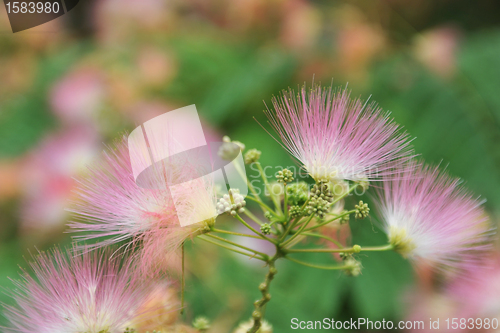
(1, 0), (500, 331)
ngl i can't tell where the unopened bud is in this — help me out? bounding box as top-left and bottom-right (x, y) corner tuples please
(244, 148), (261, 164)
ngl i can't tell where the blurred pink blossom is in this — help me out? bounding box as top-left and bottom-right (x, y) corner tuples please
(280, 0), (321, 52)
(448, 257), (500, 320)
(94, 0), (172, 43)
(20, 125), (100, 234)
(137, 47), (177, 87)
(335, 7), (386, 81)
(0, 160), (23, 199)
(50, 68), (105, 124)
(414, 26), (461, 78)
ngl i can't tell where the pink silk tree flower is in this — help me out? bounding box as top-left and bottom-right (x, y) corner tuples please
(67, 137), (218, 274)
(446, 256), (500, 319)
(375, 162), (493, 273)
(266, 84), (413, 182)
(3, 247), (174, 333)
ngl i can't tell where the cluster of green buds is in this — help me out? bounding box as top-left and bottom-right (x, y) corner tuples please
(339, 210), (351, 224)
(124, 328), (135, 333)
(244, 148), (261, 164)
(193, 317), (211, 331)
(306, 182), (335, 219)
(276, 168), (294, 185)
(216, 189), (246, 216)
(289, 205), (304, 218)
(260, 223), (272, 235)
(286, 181), (309, 206)
(354, 200), (370, 219)
(343, 257), (362, 277)
(338, 246), (362, 277)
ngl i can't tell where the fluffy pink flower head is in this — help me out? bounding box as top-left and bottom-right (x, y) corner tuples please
(375, 161), (493, 272)
(3, 247), (173, 333)
(266, 84), (413, 183)
(68, 137), (218, 274)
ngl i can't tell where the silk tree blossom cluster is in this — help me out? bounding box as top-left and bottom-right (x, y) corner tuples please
(68, 137), (218, 274)
(266, 85), (413, 182)
(2, 82), (495, 333)
(375, 162), (492, 270)
(3, 248), (175, 333)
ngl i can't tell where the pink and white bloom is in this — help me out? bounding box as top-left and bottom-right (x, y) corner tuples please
(68, 137), (218, 274)
(3, 248), (173, 333)
(375, 162), (492, 272)
(266, 84), (413, 182)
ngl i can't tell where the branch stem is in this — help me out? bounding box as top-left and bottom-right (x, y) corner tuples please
(235, 214), (276, 244)
(205, 233), (269, 258)
(211, 228), (262, 239)
(197, 235), (266, 260)
(285, 256), (354, 270)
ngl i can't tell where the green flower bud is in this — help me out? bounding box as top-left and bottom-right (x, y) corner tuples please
(276, 168), (294, 185)
(354, 200), (370, 219)
(306, 196), (330, 219)
(289, 205), (303, 218)
(343, 258), (362, 277)
(244, 148), (262, 164)
(260, 223), (272, 235)
(339, 210), (351, 224)
(286, 181), (309, 205)
(193, 316), (211, 330)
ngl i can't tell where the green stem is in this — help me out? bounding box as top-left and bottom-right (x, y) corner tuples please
(279, 216), (302, 242)
(245, 196), (278, 216)
(244, 209), (266, 226)
(285, 244), (394, 253)
(181, 242), (185, 315)
(197, 235), (267, 260)
(303, 210), (356, 232)
(205, 233), (269, 258)
(331, 184), (357, 205)
(235, 214), (277, 244)
(247, 260), (278, 333)
(281, 215), (314, 247)
(301, 232), (343, 248)
(234, 161), (267, 214)
(283, 184), (289, 219)
(359, 244), (395, 252)
(211, 228), (263, 239)
(286, 256), (354, 270)
(255, 162), (283, 215)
